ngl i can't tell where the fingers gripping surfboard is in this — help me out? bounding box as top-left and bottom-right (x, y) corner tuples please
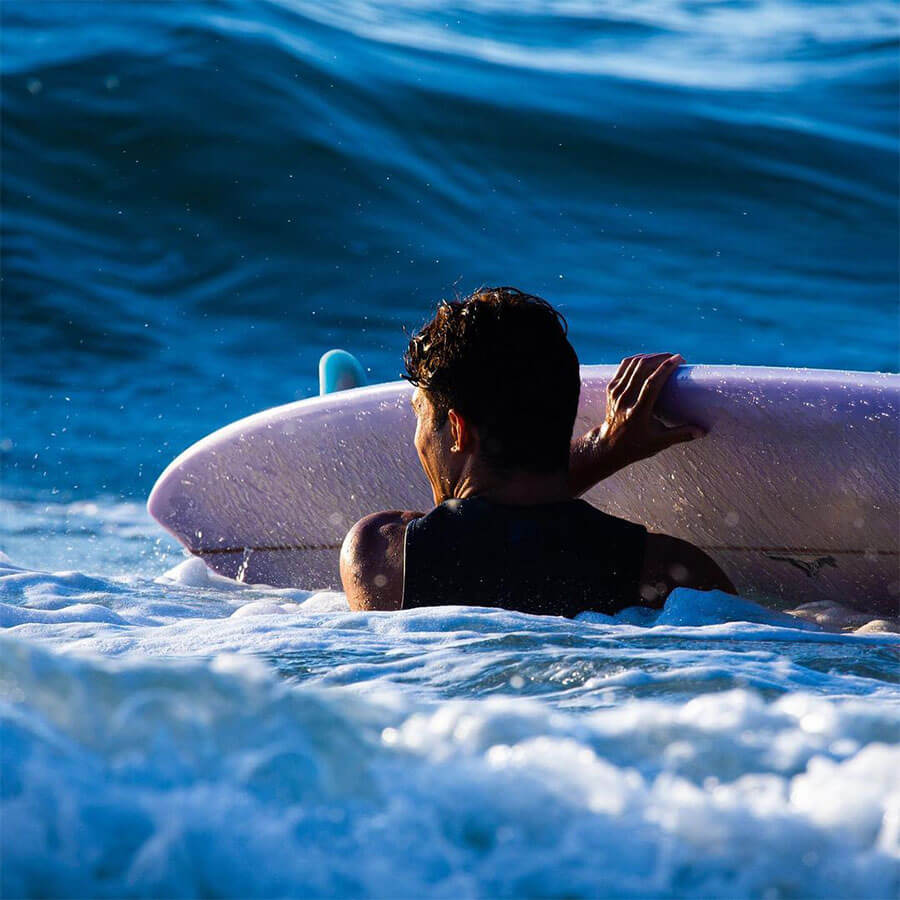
(147, 365), (900, 616)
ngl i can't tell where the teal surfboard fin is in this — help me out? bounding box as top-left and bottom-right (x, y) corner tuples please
(318, 349), (367, 395)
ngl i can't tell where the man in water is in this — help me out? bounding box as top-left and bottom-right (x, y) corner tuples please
(341, 286), (735, 613)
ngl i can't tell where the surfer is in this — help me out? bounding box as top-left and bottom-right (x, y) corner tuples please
(341, 286), (735, 613)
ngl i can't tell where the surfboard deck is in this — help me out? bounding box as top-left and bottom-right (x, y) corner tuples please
(147, 366), (900, 616)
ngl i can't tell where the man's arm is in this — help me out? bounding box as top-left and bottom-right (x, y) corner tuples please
(637, 532), (737, 607)
(340, 510), (422, 611)
(569, 353), (704, 497)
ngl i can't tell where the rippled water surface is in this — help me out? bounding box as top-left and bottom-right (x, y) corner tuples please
(4, 0), (899, 499)
(2, 1), (899, 897)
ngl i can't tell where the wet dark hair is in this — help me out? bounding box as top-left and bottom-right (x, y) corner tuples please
(404, 286), (580, 473)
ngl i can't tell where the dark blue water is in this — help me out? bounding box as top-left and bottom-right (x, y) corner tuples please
(3, 0), (898, 501)
(3, 8), (900, 897)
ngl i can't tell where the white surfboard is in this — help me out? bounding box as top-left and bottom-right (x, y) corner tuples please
(147, 366), (900, 616)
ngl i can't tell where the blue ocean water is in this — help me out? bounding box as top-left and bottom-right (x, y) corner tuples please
(3, 0), (898, 502)
(2, 2), (899, 897)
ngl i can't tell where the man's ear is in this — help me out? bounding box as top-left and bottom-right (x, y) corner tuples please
(447, 408), (475, 453)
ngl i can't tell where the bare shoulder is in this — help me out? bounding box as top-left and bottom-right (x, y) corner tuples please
(640, 532), (736, 606)
(340, 510), (424, 611)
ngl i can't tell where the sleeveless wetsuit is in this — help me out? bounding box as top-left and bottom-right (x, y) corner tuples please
(402, 497), (647, 617)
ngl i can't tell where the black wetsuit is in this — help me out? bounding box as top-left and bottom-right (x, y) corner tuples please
(402, 497), (647, 617)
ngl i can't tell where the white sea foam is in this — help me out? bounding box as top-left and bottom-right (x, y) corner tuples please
(1, 534), (899, 897)
(2, 636), (898, 899)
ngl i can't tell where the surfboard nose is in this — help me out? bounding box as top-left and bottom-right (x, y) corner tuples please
(146, 466), (185, 535)
(318, 349), (366, 395)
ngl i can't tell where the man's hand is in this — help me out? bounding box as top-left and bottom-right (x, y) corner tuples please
(598, 352), (704, 468)
(569, 353), (704, 497)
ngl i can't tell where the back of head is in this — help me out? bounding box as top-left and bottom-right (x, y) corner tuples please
(404, 286), (581, 473)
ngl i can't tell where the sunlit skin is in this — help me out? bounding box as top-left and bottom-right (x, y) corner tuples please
(412, 388), (571, 507)
(341, 353), (736, 612)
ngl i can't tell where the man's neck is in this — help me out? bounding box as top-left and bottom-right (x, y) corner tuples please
(452, 465), (572, 505)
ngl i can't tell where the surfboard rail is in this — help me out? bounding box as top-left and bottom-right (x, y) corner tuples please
(148, 365), (900, 615)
